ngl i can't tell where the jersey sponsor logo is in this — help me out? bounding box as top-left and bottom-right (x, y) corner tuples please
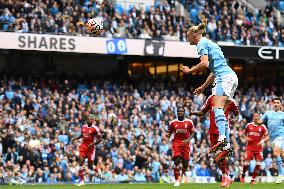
(249, 132), (261, 136)
(176, 129), (187, 134)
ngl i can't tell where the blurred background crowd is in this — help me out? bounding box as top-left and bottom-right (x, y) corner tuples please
(0, 0), (284, 46)
(0, 0), (283, 185)
(0, 75), (283, 184)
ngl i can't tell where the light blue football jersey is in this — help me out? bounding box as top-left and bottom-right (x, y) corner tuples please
(262, 110), (284, 141)
(196, 37), (235, 77)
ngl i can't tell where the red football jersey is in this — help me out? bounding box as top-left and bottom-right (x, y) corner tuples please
(201, 95), (239, 134)
(168, 118), (194, 146)
(245, 123), (268, 151)
(81, 124), (101, 145)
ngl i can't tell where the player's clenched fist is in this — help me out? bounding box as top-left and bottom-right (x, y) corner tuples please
(181, 66), (190, 74)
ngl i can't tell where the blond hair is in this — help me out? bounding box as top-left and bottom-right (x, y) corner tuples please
(189, 16), (207, 34)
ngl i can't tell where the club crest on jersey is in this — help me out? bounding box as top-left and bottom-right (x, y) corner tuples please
(185, 124), (187, 128)
(259, 128), (261, 132)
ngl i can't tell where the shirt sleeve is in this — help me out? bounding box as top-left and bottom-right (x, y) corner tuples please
(262, 125), (268, 135)
(93, 125), (101, 136)
(197, 39), (208, 56)
(188, 120), (195, 133)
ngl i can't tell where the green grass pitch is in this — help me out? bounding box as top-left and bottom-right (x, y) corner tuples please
(1, 183), (284, 189)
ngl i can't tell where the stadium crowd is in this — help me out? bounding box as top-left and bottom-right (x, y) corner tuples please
(0, 0), (283, 46)
(0, 75), (283, 184)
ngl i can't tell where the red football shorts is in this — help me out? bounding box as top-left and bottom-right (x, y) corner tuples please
(210, 134), (219, 147)
(172, 144), (190, 161)
(79, 144), (95, 162)
(245, 149), (263, 161)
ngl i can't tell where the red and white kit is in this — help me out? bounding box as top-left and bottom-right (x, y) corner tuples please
(79, 124), (101, 162)
(201, 95), (239, 146)
(168, 118), (194, 160)
(245, 122), (268, 161)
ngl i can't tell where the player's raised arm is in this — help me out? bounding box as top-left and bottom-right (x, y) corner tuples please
(194, 73), (215, 95)
(190, 95), (212, 116)
(181, 55), (209, 74)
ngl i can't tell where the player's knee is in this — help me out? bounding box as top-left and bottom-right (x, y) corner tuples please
(174, 156), (182, 166)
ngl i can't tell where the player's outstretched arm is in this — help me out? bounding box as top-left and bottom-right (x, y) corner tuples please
(72, 134), (83, 142)
(181, 56), (209, 74)
(194, 73), (215, 95)
(189, 111), (205, 117)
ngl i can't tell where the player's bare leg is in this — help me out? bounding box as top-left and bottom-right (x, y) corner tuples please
(240, 161), (249, 183)
(181, 159), (189, 184)
(274, 146), (284, 184)
(77, 157), (86, 186)
(173, 156), (181, 186)
(216, 158), (229, 187)
(250, 161), (261, 184)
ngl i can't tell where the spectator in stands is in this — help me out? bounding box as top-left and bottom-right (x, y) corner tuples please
(196, 161), (210, 177)
(0, 74), (283, 184)
(0, 0), (282, 46)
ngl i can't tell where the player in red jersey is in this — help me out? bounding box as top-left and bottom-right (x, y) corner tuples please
(167, 107), (195, 187)
(240, 113), (268, 184)
(190, 95), (239, 187)
(72, 115), (102, 186)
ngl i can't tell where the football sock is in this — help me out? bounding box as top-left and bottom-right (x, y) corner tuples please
(276, 156), (284, 176)
(243, 164), (249, 176)
(225, 120), (230, 142)
(213, 108), (228, 140)
(252, 165), (260, 179)
(217, 159), (228, 175)
(182, 167), (186, 176)
(79, 166), (85, 182)
(174, 167), (179, 181)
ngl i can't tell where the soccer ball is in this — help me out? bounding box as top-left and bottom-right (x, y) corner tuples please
(87, 17), (104, 34)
